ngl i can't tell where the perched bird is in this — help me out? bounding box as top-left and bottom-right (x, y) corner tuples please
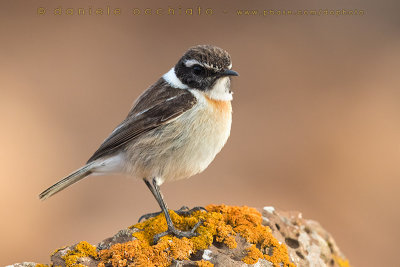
(39, 45), (238, 242)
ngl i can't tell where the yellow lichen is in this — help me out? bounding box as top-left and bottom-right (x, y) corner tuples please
(35, 264), (49, 267)
(62, 241), (98, 266)
(96, 204), (295, 267)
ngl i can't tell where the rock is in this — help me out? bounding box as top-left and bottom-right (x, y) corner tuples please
(261, 207), (349, 267)
(10, 205), (350, 267)
(6, 263), (37, 267)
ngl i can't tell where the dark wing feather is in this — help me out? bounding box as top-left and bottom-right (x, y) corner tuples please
(87, 80), (197, 163)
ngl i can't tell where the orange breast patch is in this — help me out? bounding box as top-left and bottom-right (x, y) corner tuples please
(204, 95), (232, 115)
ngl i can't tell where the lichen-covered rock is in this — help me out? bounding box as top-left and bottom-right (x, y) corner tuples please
(11, 205), (350, 267)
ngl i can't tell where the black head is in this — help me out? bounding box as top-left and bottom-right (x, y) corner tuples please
(174, 45), (238, 91)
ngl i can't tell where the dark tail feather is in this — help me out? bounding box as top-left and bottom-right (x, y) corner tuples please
(39, 163), (94, 200)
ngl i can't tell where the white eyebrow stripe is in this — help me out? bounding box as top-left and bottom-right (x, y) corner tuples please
(184, 59), (202, 67)
(162, 68), (188, 89)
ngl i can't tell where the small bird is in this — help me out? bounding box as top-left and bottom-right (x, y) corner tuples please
(39, 45), (238, 241)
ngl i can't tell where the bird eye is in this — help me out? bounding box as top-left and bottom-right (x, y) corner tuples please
(192, 65), (205, 76)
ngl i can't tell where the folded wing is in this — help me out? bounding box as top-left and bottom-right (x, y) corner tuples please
(87, 80), (197, 163)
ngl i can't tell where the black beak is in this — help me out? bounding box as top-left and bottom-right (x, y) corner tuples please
(221, 69), (239, 77)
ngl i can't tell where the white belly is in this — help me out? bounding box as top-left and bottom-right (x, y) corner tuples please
(123, 94), (232, 184)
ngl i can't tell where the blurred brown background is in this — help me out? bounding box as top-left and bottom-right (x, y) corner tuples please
(1, 0), (399, 266)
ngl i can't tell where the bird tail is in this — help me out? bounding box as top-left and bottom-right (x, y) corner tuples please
(39, 163), (95, 200)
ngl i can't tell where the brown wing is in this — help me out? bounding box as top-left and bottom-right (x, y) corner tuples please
(87, 79), (197, 163)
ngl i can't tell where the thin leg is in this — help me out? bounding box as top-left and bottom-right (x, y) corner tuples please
(143, 178), (203, 243)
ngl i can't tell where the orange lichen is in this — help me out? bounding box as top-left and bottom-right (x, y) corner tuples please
(207, 205), (295, 267)
(196, 259), (214, 267)
(98, 209), (231, 266)
(242, 244), (264, 264)
(96, 204), (294, 267)
(48, 205), (295, 266)
(62, 241), (98, 267)
(98, 235), (193, 266)
(334, 255), (352, 267)
(35, 264), (49, 267)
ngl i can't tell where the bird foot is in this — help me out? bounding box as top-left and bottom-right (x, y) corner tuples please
(153, 219), (203, 244)
(138, 206), (207, 222)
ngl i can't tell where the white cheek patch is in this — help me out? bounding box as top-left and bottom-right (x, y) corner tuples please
(206, 77), (233, 101)
(163, 68), (188, 89)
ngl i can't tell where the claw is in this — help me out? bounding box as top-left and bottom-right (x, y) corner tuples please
(142, 180), (207, 244)
(153, 219), (204, 244)
(175, 206), (207, 216)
